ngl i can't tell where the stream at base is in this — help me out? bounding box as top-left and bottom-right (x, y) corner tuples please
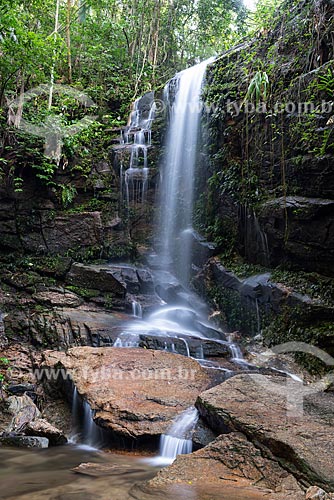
(0, 445), (156, 500)
(0, 445), (243, 500)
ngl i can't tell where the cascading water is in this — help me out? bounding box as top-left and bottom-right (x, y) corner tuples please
(160, 58), (214, 283)
(114, 58), (246, 374)
(70, 386), (103, 449)
(152, 407), (199, 465)
(122, 92), (155, 206)
(132, 300), (143, 318)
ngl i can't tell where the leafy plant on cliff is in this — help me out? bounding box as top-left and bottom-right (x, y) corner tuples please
(59, 184), (77, 208)
(244, 71), (270, 107)
(317, 67), (334, 97)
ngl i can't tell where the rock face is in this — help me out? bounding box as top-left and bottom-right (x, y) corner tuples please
(193, 257), (334, 339)
(135, 433), (304, 500)
(41, 347), (211, 444)
(197, 1), (334, 277)
(197, 373), (334, 490)
(258, 197), (334, 276)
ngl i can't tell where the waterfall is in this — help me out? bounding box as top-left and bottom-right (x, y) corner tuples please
(132, 300), (143, 318)
(70, 385), (103, 449)
(122, 92), (155, 206)
(155, 407), (199, 465)
(229, 343), (243, 361)
(160, 58), (213, 283)
(176, 336), (190, 357)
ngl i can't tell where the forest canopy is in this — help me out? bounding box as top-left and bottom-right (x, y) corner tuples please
(0, 0), (282, 116)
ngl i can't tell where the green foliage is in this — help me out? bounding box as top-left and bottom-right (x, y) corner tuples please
(244, 70), (270, 106)
(248, 0), (283, 33)
(65, 285), (98, 299)
(318, 67), (334, 97)
(313, 128), (334, 157)
(59, 184), (77, 208)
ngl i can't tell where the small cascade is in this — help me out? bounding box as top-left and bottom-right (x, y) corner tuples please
(132, 300), (143, 319)
(196, 344), (204, 360)
(82, 401), (102, 448)
(156, 407), (199, 465)
(122, 92), (155, 207)
(69, 386), (80, 442)
(113, 330), (140, 347)
(228, 336), (244, 363)
(177, 337), (190, 357)
(69, 385), (103, 449)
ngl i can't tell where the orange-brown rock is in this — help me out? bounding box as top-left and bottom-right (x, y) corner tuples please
(132, 433), (304, 500)
(197, 373), (334, 491)
(42, 347), (211, 440)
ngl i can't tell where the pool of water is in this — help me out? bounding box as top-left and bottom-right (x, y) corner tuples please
(0, 445), (157, 500)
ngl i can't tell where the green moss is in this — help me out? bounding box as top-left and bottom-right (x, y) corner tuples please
(208, 285), (262, 335)
(222, 258), (269, 279)
(263, 305), (334, 375)
(65, 285), (98, 299)
(271, 269), (334, 307)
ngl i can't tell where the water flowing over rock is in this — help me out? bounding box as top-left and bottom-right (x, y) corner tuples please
(41, 347), (211, 445)
(121, 93), (155, 207)
(155, 407), (199, 465)
(134, 432), (304, 500)
(159, 58), (214, 283)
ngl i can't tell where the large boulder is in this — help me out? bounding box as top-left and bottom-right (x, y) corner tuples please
(41, 347), (211, 443)
(66, 263), (127, 297)
(197, 373), (334, 490)
(133, 433), (304, 500)
(258, 196), (334, 276)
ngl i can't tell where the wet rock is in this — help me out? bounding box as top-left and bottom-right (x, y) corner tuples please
(126, 294), (163, 316)
(41, 347), (211, 443)
(135, 433), (304, 500)
(193, 257), (334, 336)
(139, 334), (230, 358)
(23, 418), (67, 446)
(136, 268), (155, 294)
(258, 196), (334, 276)
(154, 271), (185, 303)
(46, 307), (128, 347)
(192, 418), (217, 448)
(72, 462), (144, 477)
(22, 212), (104, 255)
(197, 373), (334, 490)
(184, 229), (216, 268)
